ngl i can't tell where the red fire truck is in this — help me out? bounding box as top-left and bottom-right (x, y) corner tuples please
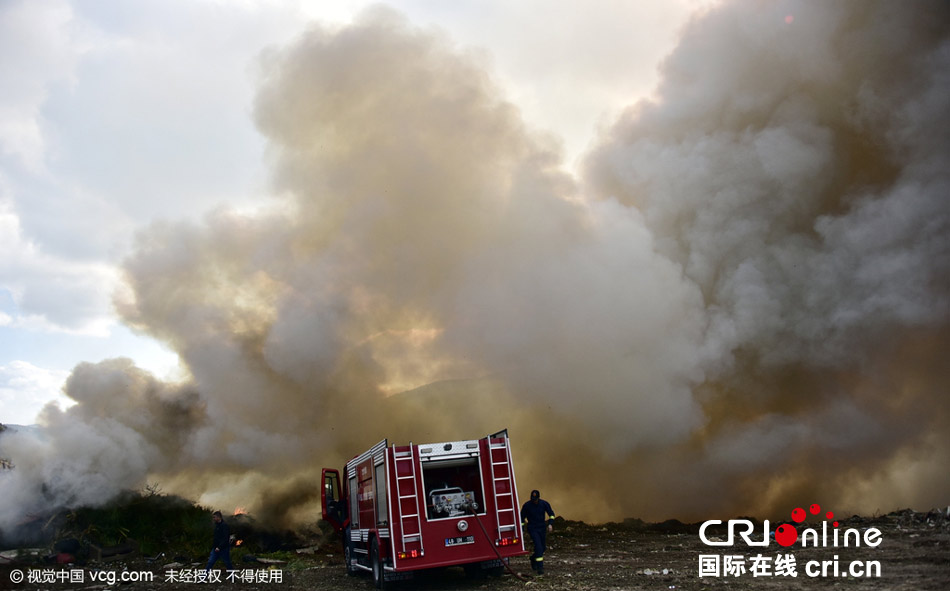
(321, 429), (527, 587)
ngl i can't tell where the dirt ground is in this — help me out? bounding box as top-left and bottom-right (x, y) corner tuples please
(2, 509), (948, 591)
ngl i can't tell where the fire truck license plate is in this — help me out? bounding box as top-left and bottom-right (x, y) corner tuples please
(445, 536), (475, 547)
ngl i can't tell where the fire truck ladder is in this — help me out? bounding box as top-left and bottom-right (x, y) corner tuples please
(393, 445), (424, 556)
(489, 436), (518, 541)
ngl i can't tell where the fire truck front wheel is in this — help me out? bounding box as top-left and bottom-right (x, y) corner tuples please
(371, 537), (386, 589)
(344, 540), (357, 576)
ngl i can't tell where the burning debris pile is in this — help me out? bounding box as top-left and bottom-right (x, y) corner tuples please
(887, 506), (950, 535)
(0, 488), (314, 569)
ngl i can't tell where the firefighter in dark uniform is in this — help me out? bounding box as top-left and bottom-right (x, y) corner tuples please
(205, 510), (233, 574)
(520, 489), (555, 574)
(327, 498), (354, 573)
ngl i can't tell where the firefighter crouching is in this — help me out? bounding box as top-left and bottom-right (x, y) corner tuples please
(520, 489), (555, 574)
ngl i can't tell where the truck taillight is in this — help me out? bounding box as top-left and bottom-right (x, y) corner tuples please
(496, 537), (519, 546)
(398, 549), (423, 559)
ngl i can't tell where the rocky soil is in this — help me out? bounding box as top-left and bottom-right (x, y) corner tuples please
(2, 509), (948, 591)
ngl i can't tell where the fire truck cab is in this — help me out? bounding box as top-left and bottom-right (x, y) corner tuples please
(321, 429), (527, 587)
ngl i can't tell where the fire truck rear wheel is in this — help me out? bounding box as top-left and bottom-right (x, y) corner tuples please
(463, 563), (483, 578)
(371, 538), (386, 589)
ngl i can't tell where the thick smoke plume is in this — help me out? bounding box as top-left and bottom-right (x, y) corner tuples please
(1, 1), (948, 528)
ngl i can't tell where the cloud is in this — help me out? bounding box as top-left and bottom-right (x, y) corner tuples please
(0, 360), (71, 425)
(0, 0), (299, 333)
(0, 183), (120, 334)
(0, 0), (89, 171)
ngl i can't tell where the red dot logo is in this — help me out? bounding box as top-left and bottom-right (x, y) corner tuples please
(784, 502), (838, 540)
(775, 524), (798, 547)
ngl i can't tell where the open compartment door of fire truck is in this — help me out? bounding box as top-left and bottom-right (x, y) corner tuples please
(322, 467), (344, 532)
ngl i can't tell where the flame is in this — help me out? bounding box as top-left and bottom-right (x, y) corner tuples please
(233, 507), (248, 515)
(236, 539), (244, 547)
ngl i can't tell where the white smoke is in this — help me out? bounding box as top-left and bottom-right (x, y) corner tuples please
(0, 359), (201, 527)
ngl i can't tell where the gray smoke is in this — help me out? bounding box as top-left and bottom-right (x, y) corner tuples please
(1, 1), (947, 528)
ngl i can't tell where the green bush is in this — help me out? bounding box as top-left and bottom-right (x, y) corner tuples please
(62, 488), (213, 557)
